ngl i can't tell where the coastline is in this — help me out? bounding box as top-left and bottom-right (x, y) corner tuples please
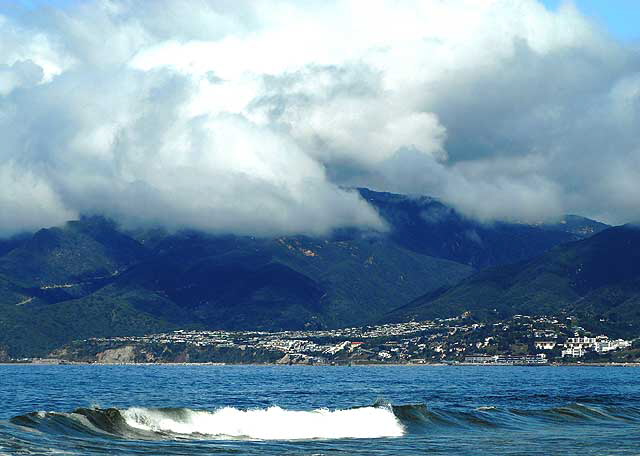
(2, 361), (640, 367)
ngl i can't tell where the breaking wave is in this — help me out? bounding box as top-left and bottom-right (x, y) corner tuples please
(11, 404), (404, 441)
(10, 402), (640, 442)
(122, 405), (405, 439)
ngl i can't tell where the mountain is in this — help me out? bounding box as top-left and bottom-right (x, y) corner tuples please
(0, 189), (608, 357)
(387, 224), (640, 338)
(0, 225), (472, 356)
(0, 233), (29, 257)
(358, 188), (607, 268)
(99, 233), (472, 331)
(0, 283), (173, 359)
(0, 216), (147, 288)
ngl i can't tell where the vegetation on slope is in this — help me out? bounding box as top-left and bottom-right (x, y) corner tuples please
(0, 189), (608, 357)
(388, 225), (640, 338)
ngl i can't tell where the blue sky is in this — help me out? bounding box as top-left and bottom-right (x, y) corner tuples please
(542, 0), (640, 40)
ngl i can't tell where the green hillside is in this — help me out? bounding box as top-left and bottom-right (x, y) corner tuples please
(0, 216), (147, 288)
(0, 189), (608, 357)
(387, 225), (640, 338)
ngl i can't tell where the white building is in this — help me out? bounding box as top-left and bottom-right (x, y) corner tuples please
(562, 335), (631, 357)
(595, 338), (632, 353)
(566, 337), (597, 348)
(561, 346), (586, 357)
(535, 341), (557, 350)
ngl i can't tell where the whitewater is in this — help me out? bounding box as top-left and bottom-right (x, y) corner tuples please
(121, 405), (404, 439)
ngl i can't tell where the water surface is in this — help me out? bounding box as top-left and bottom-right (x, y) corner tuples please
(1, 365), (639, 454)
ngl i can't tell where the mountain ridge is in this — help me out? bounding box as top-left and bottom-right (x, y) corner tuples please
(0, 188), (609, 356)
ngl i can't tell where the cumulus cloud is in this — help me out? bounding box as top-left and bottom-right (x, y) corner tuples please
(0, 0), (639, 237)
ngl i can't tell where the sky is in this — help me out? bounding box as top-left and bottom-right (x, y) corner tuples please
(0, 0), (639, 237)
(542, 0), (640, 41)
(9, 0), (640, 40)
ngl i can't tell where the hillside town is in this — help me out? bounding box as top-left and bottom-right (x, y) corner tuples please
(36, 314), (638, 365)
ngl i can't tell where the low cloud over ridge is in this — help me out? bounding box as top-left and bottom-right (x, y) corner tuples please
(0, 0), (639, 236)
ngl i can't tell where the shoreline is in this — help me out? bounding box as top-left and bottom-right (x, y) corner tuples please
(2, 361), (640, 367)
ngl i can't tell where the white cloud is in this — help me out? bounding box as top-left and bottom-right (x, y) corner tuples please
(0, 164), (76, 236)
(0, 0), (639, 237)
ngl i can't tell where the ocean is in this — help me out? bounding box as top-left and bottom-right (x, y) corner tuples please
(1, 364), (639, 455)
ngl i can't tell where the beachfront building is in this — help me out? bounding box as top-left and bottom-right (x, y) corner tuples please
(463, 354), (547, 365)
(561, 346), (587, 358)
(561, 335), (632, 357)
(464, 354), (496, 363)
(595, 337), (632, 353)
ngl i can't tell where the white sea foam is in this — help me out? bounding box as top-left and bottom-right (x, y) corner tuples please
(121, 406), (404, 440)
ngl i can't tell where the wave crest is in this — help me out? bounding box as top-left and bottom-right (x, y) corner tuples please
(12, 402), (640, 441)
(122, 405), (405, 440)
(12, 405), (405, 441)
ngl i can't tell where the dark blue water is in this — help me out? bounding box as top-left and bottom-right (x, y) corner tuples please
(1, 365), (640, 455)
